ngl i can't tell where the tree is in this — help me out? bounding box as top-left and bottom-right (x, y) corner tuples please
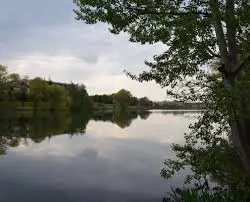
(47, 84), (70, 110)
(29, 78), (50, 107)
(0, 65), (8, 101)
(7, 73), (21, 101)
(67, 83), (92, 111)
(91, 94), (114, 105)
(74, 0), (250, 174)
(113, 89), (132, 109)
(139, 97), (152, 108)
(19, 77), (30, 103)
(130, 96), (139, 106)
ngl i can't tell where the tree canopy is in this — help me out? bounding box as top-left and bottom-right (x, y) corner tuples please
(0, 67), (92, 112)
(113, 89), (132, 109)
(74, 0), (250, 86)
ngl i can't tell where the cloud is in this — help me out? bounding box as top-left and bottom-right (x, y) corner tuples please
(0, 0), (167, 100)
(84, 74), (167, 100)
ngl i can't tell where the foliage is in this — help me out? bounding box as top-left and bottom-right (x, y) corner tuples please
(160, 70), (250, 198)
(164, 186), (250, 202)
(67, 83), (92, 112)
(29, 78), (71, 110)
(91, 94), (114, 105)
(7, 73), (29, 102)
(138, 97), (153, 108)
(0, 67), (92, 112)
(29, 78), (50, 105)
(74, 0), (249, 87)
(91, 92), (155, 109)
(0, 65), (8, 101)
(113, 89), (133, 109)
(47, 84), (70, 110)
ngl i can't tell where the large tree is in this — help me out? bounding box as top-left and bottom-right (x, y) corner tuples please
(0, 65), (8, 101)
(73, 0), (250, 174)
(113, 89), (132, 109)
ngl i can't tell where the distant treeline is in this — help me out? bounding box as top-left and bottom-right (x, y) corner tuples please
(0, 65), (203, 112)
(0, 65), (92, 112)
(90, 90), (204, 110)
(90, 91), (153, 109)
(153, 101), (204, 110)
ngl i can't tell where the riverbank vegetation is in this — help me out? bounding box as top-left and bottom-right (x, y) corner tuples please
(0, 65), (202, 114)
(91, 91), (203, 110)
(0, 65), (92, 112)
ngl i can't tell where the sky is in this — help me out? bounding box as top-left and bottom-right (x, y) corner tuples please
(0, 0), (167, 101)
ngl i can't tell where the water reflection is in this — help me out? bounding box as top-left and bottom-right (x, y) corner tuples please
(91, 110), (151, 128)
(0, 110), (153, 155)
(0, 112), (89, 153)
(0, 110), (199, 202)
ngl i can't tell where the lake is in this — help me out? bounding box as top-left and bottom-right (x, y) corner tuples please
(0, 110), (200, 202)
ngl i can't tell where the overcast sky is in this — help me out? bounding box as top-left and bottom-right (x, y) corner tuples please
(0, 0), (167, 101)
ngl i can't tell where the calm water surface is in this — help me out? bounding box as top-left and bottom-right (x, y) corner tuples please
(0, 110), (199, 202)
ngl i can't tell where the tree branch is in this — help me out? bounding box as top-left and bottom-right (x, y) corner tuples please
(124, 5), (212, 17)
(209, 0), (228, 65)
(206, 47), (221, 58)
(225, 0), (237, 66)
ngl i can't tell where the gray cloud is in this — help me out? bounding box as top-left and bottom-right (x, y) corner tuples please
(0, 0), (167, 100)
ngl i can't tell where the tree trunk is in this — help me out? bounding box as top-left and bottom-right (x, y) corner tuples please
(209, 0), (250, 176)
(230, 118), (250, 175)
(225, 74), (250, 176)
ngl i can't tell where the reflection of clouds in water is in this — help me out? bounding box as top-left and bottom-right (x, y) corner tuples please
(11, 111), (198, 158)
(3, 135), (180, 201)
(11, 135), (90, 158)
(87, 112), (197, 144)
(2, 111), (198, 201)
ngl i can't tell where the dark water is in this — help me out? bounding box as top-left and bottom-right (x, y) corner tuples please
(0, 110), (199, 202)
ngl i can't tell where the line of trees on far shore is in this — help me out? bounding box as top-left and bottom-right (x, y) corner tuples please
(91, 89), (204, 110)
(91, 89), (154, 109)
(0, 65), (203, 112)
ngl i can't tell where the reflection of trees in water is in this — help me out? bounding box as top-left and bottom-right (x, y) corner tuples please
(113, 109), (142, 128)
(0, 136), (20, 155)
(0, 112), (91, 154)
(91, 110), (151, 128)
(152, 110), (201, 116)
(139, 111), (151, 120)
(0, 110), (152, 154)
